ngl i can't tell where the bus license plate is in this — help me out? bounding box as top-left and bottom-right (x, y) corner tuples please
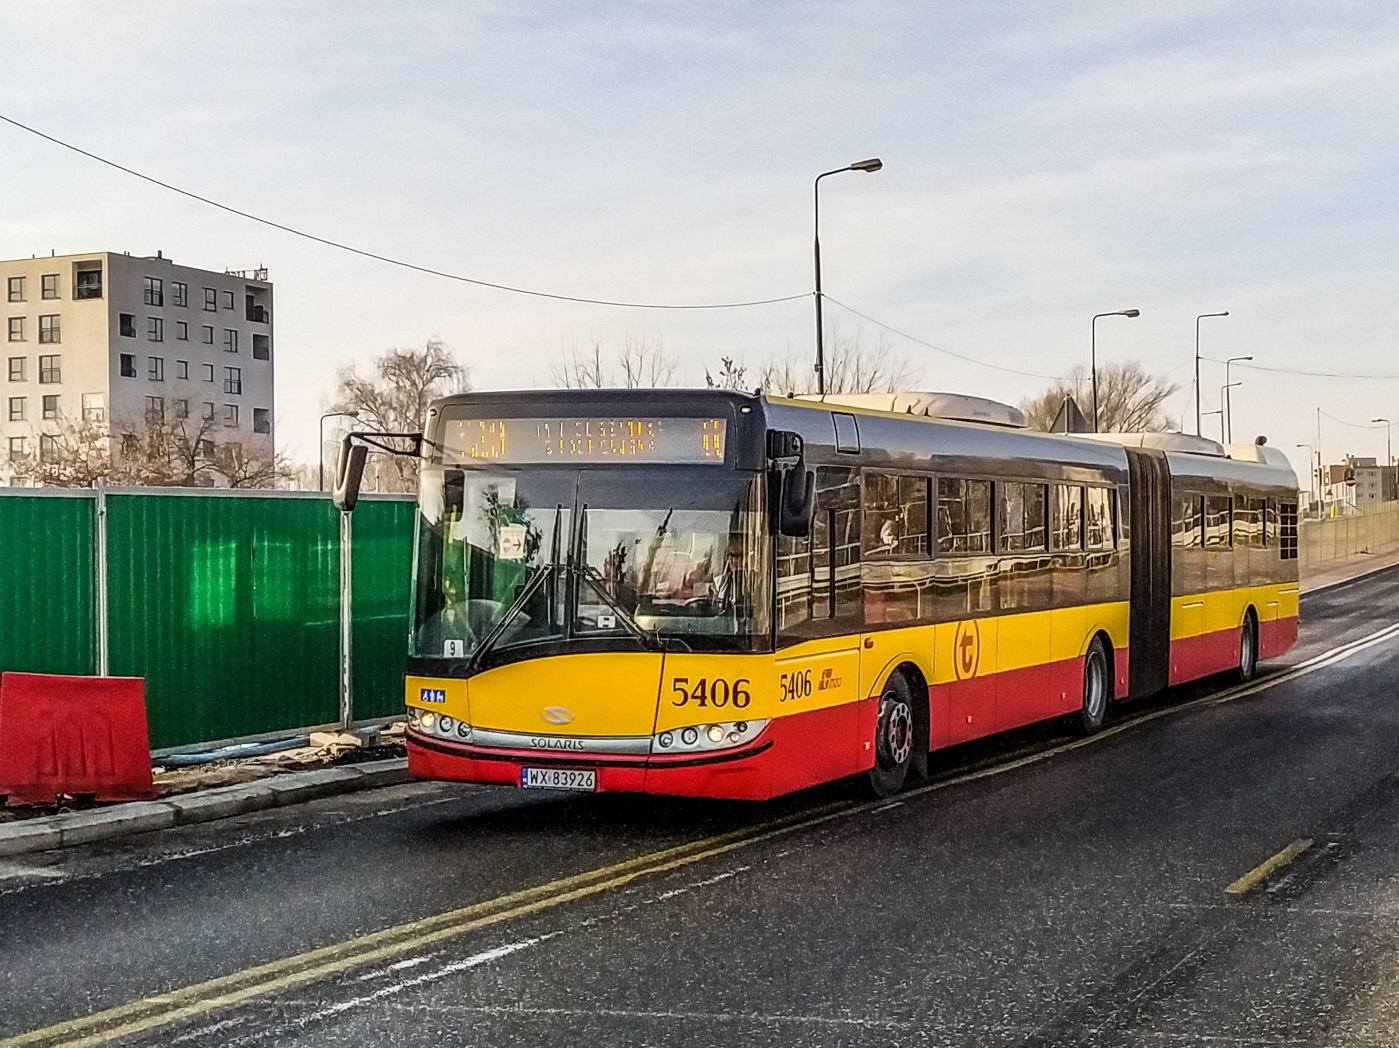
(521, 767), (597, 791)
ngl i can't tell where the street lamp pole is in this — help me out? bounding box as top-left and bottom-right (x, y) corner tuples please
(1091, 309), (1140, 432)
(814, 157), (882, 396)
(1203, 408), (1224, 443)
(1223, 355), (1252, 443)
(319, 410), (360, 491)
(1373, 417), (1393, 500)
(1220, 383), (1240, 443)
(1295, 443), (1316, 507)
(1195, 311), (1229, 437)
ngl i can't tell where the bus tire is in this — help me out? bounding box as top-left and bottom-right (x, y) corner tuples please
(866, 673), (915, 798)
(1237, 611), (1259, 683)
(1076, 638), (1110, 736)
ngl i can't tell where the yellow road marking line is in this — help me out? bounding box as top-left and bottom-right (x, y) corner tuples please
(1225, 838), (1314, 895)
(7, 618), (1399, 1048)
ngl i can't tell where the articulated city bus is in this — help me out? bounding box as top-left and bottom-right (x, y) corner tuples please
(388, 389), (1299, 800)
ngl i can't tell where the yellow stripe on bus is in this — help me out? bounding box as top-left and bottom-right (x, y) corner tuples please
(1170, 583), (1298, 641)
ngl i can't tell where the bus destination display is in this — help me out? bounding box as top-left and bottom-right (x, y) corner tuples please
(447, 416), (726, 464)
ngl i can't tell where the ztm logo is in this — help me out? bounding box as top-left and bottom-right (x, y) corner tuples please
(818, 667), (843, 691)
(953, 620), (980, 680)
(419, 688), (446, 704)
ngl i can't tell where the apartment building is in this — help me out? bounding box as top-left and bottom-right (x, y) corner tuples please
(1320, 455), (1396, 511)
(1, 250), (274, 484)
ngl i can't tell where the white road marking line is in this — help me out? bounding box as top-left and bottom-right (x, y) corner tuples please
(168, 1014), (249, 1044)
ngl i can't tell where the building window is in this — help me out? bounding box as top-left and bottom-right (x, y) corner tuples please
(41, 274), (59, 300)
(149, 356), (164, 381)
(8, 396), (24, 421)
(176, 321), (188, 341)
(143, 276), (163, 307)
(38, 354), (60, 383)
(252, 333), (270, 360)
(39, 434), (59, 463)
(246, 295), (269, 323)
(7, 356), (23, 381)
(201, 325), (214, 344)
(145, 396), (164, 423)
(6, 318), (21, 342)
(148, 317), (164, 342)
(202, 401), (215, 421)
(172, 281), (187, 307)
(175, 399), (189, 419)
(223, 329), (238, 353)
(82, 393), (106, 422)
(38, 315), (60, 344)
(176, 359), (189, 379)
(223, 404), (238, 428)
(42, 394), (59, 420)
(224, 366), (242, 395)
(120, 353), (137, 378)
(253, 407), (271, 434)
(203, 287), (217, 311)
(199, 438), (215, 458)
(222, 290), (234, 310)
(120, 313), (137, 338)
(74, 268), (102, 300)
(6, 276), (23, 302)
(8, 436), (26, 460)
(202, 363), (214, 382)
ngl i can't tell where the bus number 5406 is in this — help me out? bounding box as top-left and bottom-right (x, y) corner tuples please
(671, 678), (750, 708)
(779, 669), (812, 703)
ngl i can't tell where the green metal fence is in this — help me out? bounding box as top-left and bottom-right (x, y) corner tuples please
(0, 486), (415, 750)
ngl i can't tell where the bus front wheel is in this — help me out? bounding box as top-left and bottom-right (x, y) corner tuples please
(867, 674), (915, 798)
(1238, 612), (1259, 683)
(1076, 638), (1110, 736)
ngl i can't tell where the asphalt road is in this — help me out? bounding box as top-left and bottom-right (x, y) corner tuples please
(6, 566), (1399, 1047)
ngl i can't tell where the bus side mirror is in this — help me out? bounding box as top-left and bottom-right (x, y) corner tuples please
(333, 439), (368, 512)
(778, 467), (815, 537)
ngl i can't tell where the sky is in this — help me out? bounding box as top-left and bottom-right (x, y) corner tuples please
(2, 0), (1398, 486)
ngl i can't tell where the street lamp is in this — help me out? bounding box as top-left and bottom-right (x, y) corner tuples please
(1373, 417), (1393, 500)
(1090, 309), (1140, 432)
(1295, 443), (1316, 507)
(1220, 383), (1240, 443)
(1203, 408), (1224, 444)
(1195, 311), (1229, 437)
(319, 410), (360, 491)
(813, 157), (883, 395)
(1223, 355), (1252, 443)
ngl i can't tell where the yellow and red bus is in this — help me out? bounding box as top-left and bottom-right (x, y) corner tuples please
(386, 389), (1298, 800)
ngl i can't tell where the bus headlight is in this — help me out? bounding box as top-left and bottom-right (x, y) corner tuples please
(421, 712), (437, 730)
(653, 720), (769, 754)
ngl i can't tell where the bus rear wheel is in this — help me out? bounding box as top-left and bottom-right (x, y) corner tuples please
(867, 674), (915, 798)
(1237, 612), (1259, 683)
(1076, 638), (1110, 736)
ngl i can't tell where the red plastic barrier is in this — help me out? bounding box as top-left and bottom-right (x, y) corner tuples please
(0, 673), (155, 805)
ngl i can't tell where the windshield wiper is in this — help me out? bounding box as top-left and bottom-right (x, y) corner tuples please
(578, 564), (661, 651)
(467, 562), (555, 671)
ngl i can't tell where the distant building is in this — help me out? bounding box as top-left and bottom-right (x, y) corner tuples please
(0, 251), (274, 485)
(1320, 455), (1396, 511)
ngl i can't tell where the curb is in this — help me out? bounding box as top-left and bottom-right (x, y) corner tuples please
(0, 757), (409, 858)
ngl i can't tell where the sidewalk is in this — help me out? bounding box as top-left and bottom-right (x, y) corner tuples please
(1301, 547), (1399, 593)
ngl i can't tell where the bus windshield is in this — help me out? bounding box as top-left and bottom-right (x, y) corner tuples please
(412, 467), (770, 661)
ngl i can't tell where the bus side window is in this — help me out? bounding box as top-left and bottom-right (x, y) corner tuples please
(1050, 484), (1083, 551)
(1265, 499), (1278, 547)
(937, 478), (991, 554)
(996, 481), (1046, 552)
(1204, 495), (1232, 548)
(863, 474), (930, 559)
(1279, 502), (1298, 560)
(1174, 495), (1203, 548)
(804, 466), (861, 625)
(1085, 487), (1114, 550)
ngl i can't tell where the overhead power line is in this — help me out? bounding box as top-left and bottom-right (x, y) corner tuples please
(821, 295), (1065, 380)
(1203, 356), (1399, 380)
(1319, 409), (1390, 430)
(0, 112), (809, 311)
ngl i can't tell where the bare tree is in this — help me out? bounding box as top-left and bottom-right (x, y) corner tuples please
(11, 417), (115, 487)
(553, 334), (679, 389)
(327, 338), (470, 492)
(1020, 362), (1181, 433)
(753, 328), (922, 397)
(705, 356), (749, 390)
